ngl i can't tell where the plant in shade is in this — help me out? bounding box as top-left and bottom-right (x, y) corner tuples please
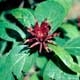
(0, 0), (80, 80)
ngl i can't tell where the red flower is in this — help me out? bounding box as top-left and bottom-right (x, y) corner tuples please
(24, 20), (59, 53)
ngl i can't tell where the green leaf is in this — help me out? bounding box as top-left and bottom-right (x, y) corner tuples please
(10, 8), (35, 28)
(48, 44), (80, 74)
(29, 74), (39, 80)
(64, 37), (80, 56)
(23, 52), (38, 73)
(9, 43), (27, 55)
(55, 37), (67, 46)
(76, 56), (80, 65)
(76, 56), (80, 76)
(0, 19), (26, 42)
(18, 75), (24, 80)
(35, 0), (65, 32)
(0, 54), (15, 80)
(0, 0), (6, 2)
(0, 40), (7, 56)
(61, 24), (79, 39)
(36, 57), (47, 69)
(48, 0), (72, 14)
(43, 60), (79, 80)
(0, 44), (29, 80)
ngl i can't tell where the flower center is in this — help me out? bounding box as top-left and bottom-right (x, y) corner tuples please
(33, 21), (49, 41)
(36, 30), (44, 40)
(24, 20), (59, 53)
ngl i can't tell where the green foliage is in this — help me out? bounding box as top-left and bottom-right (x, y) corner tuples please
(0, 18), (26, 42)
(48, 0), (73, 15)
(43, 60), (79, 80)
(48, 44), (80, 73)
(64, 37), (80, 56)
(0, 0), (6, 2)
(0, 44), (29, 80)
(0, 0), (80, 80)
(29, 74), (39, 80)
(0, 40), (7, 55)
(36, 57), (47, 69)
(10, 8), (35, 28)
(35, 0), (65, 32)
(61, 24), (79, 39)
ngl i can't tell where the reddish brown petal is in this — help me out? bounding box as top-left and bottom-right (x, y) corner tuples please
(24, 39), (30, 44)
(30, 42), (40, 48)
(27, 28), (33, 32)
(27, 28), (35, 36)
(24, 38), (38, 44)
(43, 42), (49, 53)
(47, 40), (53, 44)
(39, 42), (43, 53)
(78, 23), (80, 27)
(45, 34), (53, 40)
(52, 32), (60, 37)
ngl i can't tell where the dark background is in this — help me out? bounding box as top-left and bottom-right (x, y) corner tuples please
(0, 0), (44, 13)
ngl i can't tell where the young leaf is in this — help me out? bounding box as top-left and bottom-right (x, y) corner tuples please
(10, 8), (35, 28)
(34, 0), (65, 32)
(48, 44), (80, 74)
(43, 60), (79, 80)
